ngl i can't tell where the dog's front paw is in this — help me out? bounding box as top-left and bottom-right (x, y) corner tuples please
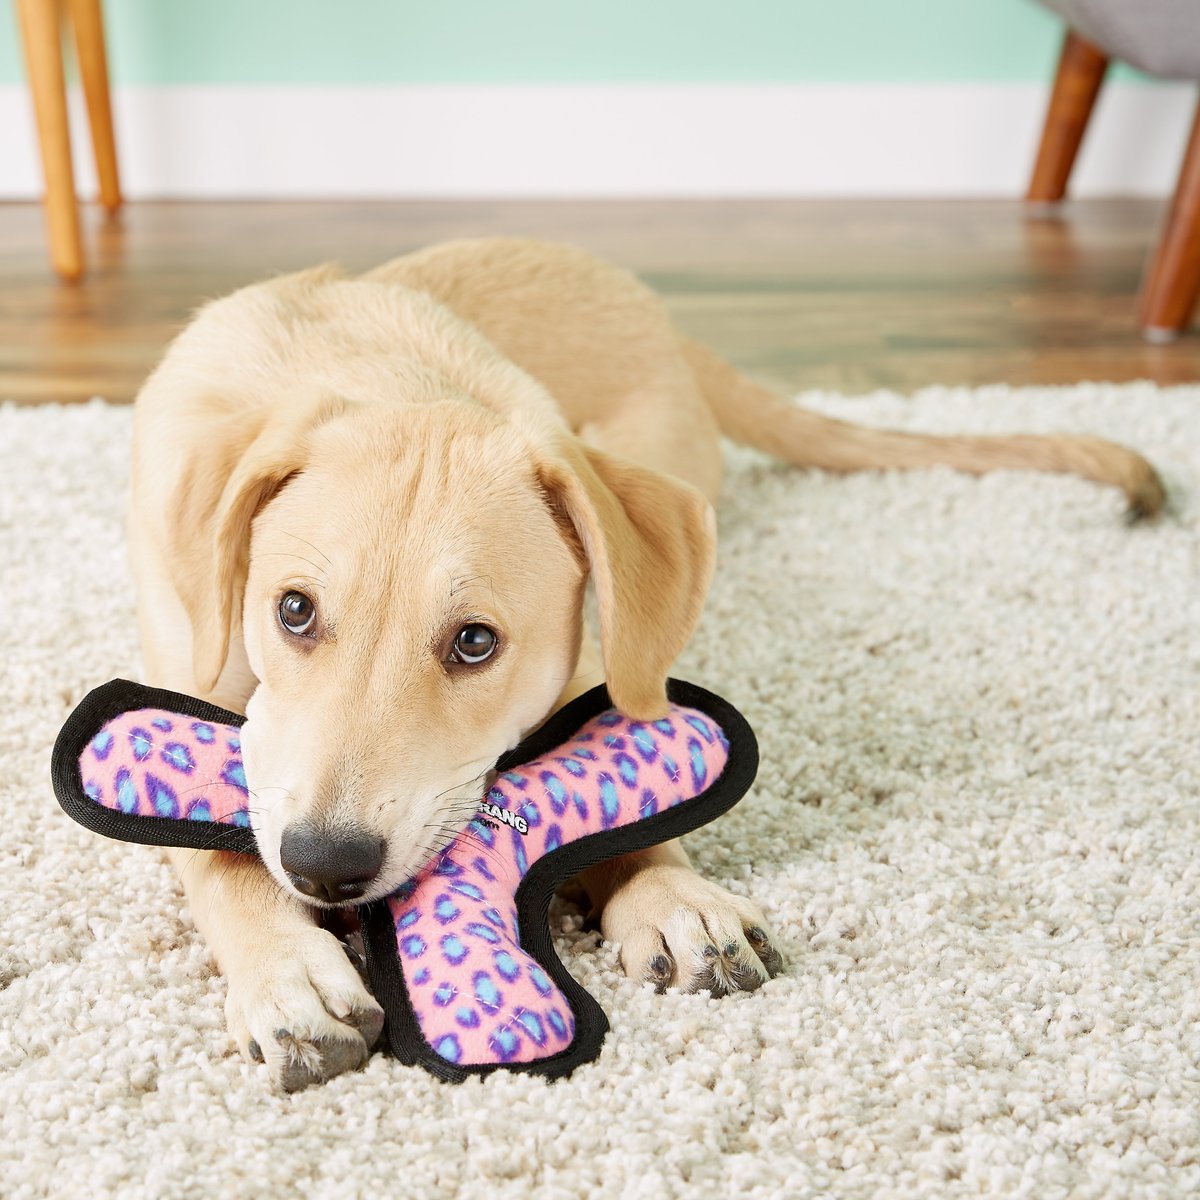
(223, 922), (384, 1093)
(601, 864), (784, 995)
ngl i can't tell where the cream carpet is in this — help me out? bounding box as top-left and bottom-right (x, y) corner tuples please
(1, 384), (1198, 1199)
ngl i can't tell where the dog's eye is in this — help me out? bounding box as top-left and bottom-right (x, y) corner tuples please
(449, 624), (498, 665)
(278, 590), (317, 636)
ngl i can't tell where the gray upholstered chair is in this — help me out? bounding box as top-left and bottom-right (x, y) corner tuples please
(1027, 0), (1200, 340)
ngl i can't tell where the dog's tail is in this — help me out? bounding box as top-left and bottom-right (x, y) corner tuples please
(681, 337), (1164, 519)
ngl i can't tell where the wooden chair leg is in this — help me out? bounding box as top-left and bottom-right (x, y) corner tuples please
(1138, 98), (1200, 341)
(67, 0), (121, 212)
(16, 0), (83, 281)
(1027, 30), (1110, 204)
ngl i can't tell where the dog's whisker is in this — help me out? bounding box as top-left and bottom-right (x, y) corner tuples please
(249, 552), (329, 586)
(261, 527), (333, 570)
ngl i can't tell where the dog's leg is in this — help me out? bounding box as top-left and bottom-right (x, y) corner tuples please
(559, 631), (784, 995)
(578, 841), (784, 995)
(167, 844), (384, 1092)
(133, 561), (383, 1091)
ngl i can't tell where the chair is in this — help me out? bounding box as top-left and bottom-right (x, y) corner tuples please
(1026, 0), (1200, 341)
(15, 0), (122, 281)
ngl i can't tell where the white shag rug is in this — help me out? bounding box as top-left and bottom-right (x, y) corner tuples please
(1, 384), (1198, 1200)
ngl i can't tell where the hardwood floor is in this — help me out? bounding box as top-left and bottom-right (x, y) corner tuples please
(2, 198), (1198, 405)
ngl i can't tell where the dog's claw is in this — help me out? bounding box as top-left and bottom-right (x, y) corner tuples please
(746, 926), (784, 978)
(646, 953), (674, 993)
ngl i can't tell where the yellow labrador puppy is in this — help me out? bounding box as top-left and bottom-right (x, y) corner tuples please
(129, 237), (1162, 1090)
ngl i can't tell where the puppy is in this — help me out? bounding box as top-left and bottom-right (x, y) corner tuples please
(128, 237), (1162, 1090)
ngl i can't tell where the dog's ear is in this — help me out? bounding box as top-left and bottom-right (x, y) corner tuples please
(536, 437), (716, 720)
(165, 397), (342, 694)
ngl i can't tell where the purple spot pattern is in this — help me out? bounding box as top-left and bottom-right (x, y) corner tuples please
(78, 707), (250, 828)
(385, 703), (729, 1066)
(76, 700), (730, 1069)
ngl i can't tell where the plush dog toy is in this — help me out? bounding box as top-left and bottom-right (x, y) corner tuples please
(52, 678), (757, 1082)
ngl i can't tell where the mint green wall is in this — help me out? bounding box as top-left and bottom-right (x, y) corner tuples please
(1, 0), (1142, 86)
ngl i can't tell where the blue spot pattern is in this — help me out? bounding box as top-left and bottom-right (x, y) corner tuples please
(629, 724), (658, 762)
(362, 704), (730, 1067)
(115, 769), (137, 813)
(541, 772), (568, 813)
(441, 935), (468, 965)
(221, 760), (247, 793)
(145, 773), (178, 818)
(90, 730), (113, 760)
(469, 819), (496, 847)
(614, 752), (638, 788)
(516, 1008), (546, 1045)
(599, 773), (620, 829)
(161, 742), (195, 773)
(489, 1026), (521, 1061)
(494, 950), (520, 982)
(688, 737), (708, 790)
(434, 1034), (462, 1062)
(401, 934), (427, 959)
(473, 972), (502, 1013)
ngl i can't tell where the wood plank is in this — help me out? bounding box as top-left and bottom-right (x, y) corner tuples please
(1, 198), (1197, 405)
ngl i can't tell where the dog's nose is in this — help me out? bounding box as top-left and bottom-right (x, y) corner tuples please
(279, 824), (385, 903)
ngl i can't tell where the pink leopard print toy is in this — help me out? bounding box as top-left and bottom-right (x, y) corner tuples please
(52, 678), (757, 1081)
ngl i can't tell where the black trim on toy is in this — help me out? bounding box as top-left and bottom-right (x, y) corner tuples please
(52, 677), (759, 1082)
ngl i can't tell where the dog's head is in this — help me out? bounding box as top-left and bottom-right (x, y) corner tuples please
(166, 393), (714, 905)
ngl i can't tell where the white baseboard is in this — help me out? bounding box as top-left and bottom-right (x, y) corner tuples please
(0, 82), (1194, 199)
